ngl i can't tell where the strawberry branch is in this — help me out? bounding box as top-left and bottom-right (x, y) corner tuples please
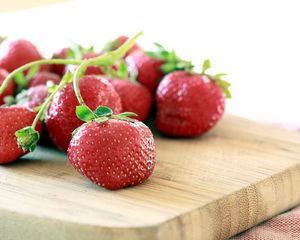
(0, 58), (82, 95)
(72, 31), (143, 109)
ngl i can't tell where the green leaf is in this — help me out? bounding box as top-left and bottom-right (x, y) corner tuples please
(147, 42), (194, 74)
(95, 106), (113, 117)
(14, 72), (27, 87)
(112, 112), (138, 122)
(26, 65), (40, 80)
(95, 116), (110, 123)
(161, 62), (177, 73)
(3, 96), (16, 106)
(76, 105), (95, 122)
(201, 59), (211, 74)
(15, 126), (40, 152)
(213, 76), (232, 99)
(118, 112), (138, 117)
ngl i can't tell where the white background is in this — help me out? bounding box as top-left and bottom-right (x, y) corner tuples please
(0, 0), (299, 127)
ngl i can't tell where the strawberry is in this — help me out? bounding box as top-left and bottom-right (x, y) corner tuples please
(125, 50), (164, 93)
(0, 106), (42, 164)
(103, 35), (141, 58)
(155, 60), (231, 137)
(17, 85), (48, 110)
(0, 39), (46, 73)
(109, 79), (152, 122)
(0, 68), (15, 105)
(28, 71), (60, 88)
(68, 107), (156, 190)
(51, 47), (70, 76)
(45, 75), (122, 151)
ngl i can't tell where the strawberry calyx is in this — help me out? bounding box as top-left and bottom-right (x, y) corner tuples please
(200, 59), (232, 99)
(15, 126), (39, 152)
(73, 105), (137, 136)
(67, 42), (95, 60)
(103, 60), (138, 83)
(146, 43), (194, 74)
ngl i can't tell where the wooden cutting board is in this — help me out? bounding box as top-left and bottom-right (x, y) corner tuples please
(1, 115), (300, 240)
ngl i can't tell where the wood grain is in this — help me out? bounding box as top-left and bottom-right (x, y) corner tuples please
(0, 115), (300, 240)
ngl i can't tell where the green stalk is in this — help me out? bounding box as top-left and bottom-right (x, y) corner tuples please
(0, 59), (82, 95)
(73, 31), (143, 107)
(31, 77), (68, 130)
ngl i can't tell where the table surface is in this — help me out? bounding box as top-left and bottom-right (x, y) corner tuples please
(1, 115), (300, 240)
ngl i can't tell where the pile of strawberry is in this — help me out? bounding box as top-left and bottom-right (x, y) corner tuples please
(0, 33), (231, 190)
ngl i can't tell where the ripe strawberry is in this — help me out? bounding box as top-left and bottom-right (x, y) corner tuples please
(104, 35), (141, 58)
(0, 68), (15, 105)
(0, 39), (45, 73)
(45, 75), (122, 151)
(155, 60), (231, 136)
(17, 85), (48, 110)
(0, 106), (42, 164)
(28, 71), (61, 88)
(109, 79), (152, 121)
(68, 109), (156, 190)
(125, 50), (164, 93)
(51, 47), (70, 76)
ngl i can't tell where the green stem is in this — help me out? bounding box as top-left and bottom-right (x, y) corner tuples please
(31, 77), (68, 130)
(73, 31), (143, 108)
(0, 58), (83, 95)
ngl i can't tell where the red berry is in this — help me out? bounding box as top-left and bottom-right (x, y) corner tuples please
(0, 106), (42, 164)
(109, 79), (152, 121)
(0, 68), (15, 105)
(68, 119), (156, 190)
(45, 75), (122, 151)
(28, 71), (61, 88)
(125, 50), (164, 93)
(0, 39), (44, 73)
(155, 71), (225, 136)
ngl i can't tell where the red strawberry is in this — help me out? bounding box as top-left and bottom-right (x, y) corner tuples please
(17, 85), (48, 110)
(0, 39), (45, 73)
(109, 79), (152, 121)
(45, 75), (122, 151)
(68, 117), (156, 190)
(125, 50), (164, 93)
(28, 71), (61, 88)
(104, 35), (141, 58)
(0, 68), (15, 105)
(155, 64), (231, 136)
(0, 106), (42, 164)
(51, 47), (70, 76)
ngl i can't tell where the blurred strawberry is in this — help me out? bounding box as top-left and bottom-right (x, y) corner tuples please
(0, 39), (46, 73)
(0, 68), (15, 105)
